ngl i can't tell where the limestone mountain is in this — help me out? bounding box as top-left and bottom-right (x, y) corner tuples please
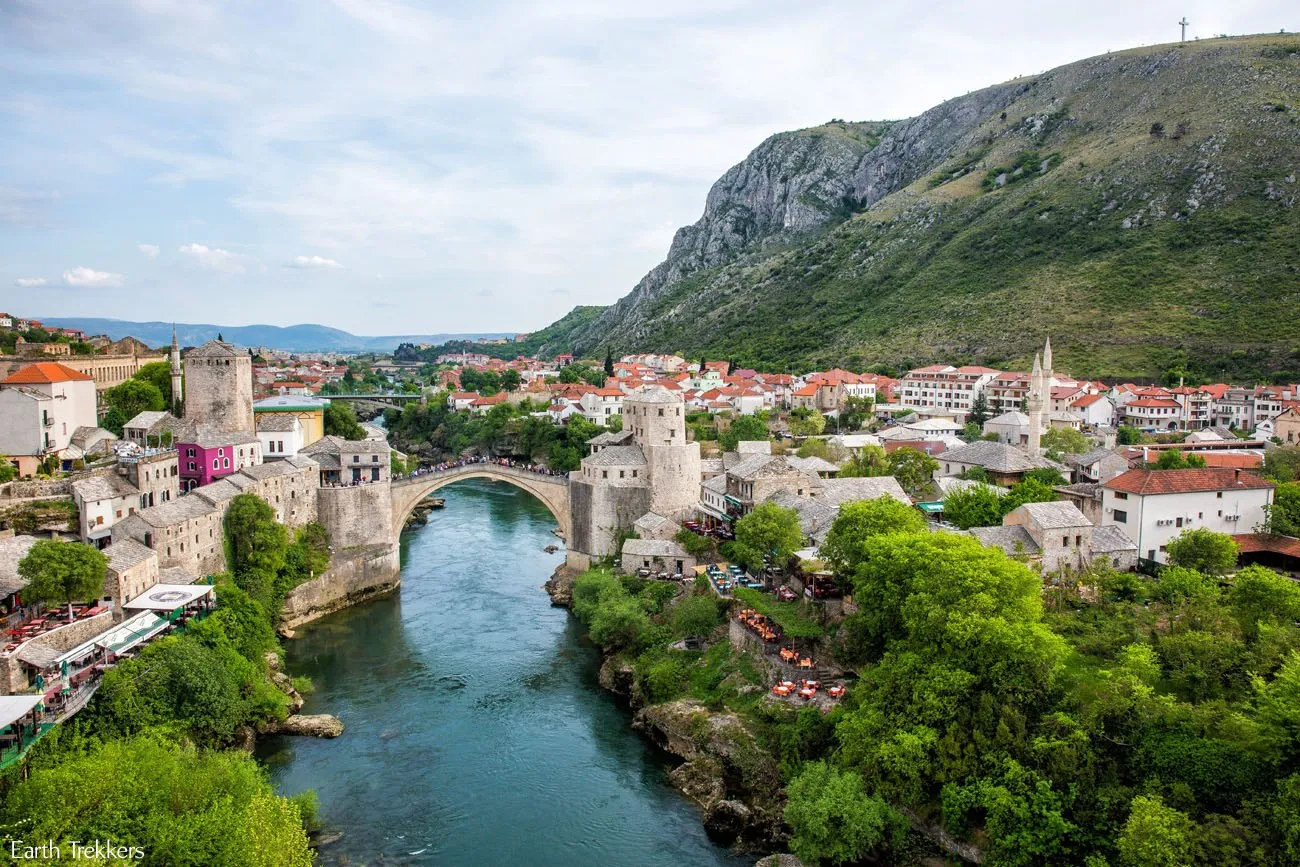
(539, 34), (1300, 381)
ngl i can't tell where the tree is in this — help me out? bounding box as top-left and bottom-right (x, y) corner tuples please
(1, 736), (314, 866)
(103, 378), (166, 432)
(837, 445), (889, 478)
(1270, 481), (1300, 536)
(886, 447), (938, 498)
(1226, 564), (1300, 639)
(720, 414), (770, 451)
(604, 350), (614, 377)
(798, 437), (846, 462)
(1002, 477), (1059, 514)
(1264, 446), (1300, 483)
(963, 421), (983, 441)
(224, 494), (289, 608)
(17, 539), (107, 620)
(133, 361), (174, 401)
(588, 596), (649, 650)
(1118, 426), (1146, 446)
(1041, 426), (1090, 456)
(733, 502), (804, 571)
(1166, 528), (1238, 575)
(968, 391), (990, 428)
(839, 396), (875, 431)
(670, 594), (724, 637)
(820, 497), (926, 574)
(1117, 795), (1195, 867)
(674, 528), (714, 560)
(1154, 449), (1207, 470)
(1024, 467), (1067, 486)
(323, 402), (366, 440)
(499, 369), (521, 391)
(784, 762), (906, 865)
(790, 412), (827, 438)
(0, 458), (15, 484)
(943, 484), (1007, 529)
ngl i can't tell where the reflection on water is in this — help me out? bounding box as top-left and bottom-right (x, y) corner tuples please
(259, 480), (749, 867)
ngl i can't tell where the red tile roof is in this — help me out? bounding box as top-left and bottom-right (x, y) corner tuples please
(1, 362), (94, 384)
(1232, 534), (1300, 558)
(1071, 394), (1104, 408)
(1127, 398), (1181, 408)
(1103, 468), (1275, 495)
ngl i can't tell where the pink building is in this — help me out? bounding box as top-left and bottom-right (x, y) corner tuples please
(177, 424), (262, 492)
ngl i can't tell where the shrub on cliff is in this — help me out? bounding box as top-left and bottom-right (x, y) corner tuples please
(784, 761), (906, 865)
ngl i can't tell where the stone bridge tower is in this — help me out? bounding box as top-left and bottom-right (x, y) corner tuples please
(183, 339), (255, 434)
(627, 386), (701, 519)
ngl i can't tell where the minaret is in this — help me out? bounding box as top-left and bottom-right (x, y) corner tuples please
(1026, 351), (1044, 456)
(170, 325), (183, 411)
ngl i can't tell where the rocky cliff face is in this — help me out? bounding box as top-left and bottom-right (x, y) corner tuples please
(550, 34), (1300, 379)
(568, 85), (1025, 352)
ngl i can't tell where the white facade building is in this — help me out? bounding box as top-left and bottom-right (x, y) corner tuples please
(1100, 468), (1274, 565)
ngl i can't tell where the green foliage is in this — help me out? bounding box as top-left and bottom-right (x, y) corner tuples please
(1117, 795), (1195, 867)
(1263, 446), (1300, 483)
(1153, 566), (1219, 604)
(968, 391), (991, 428)
(589, 596), (650, 650)
(1118, 426), (1149, 446)
(1226, 564), (1300, 639)
(790, 412), (827, 438)
(720, 414), (770, 451)
(17, 539), (107, 618)
(103, 378), (166, 434)
(784, 762), (906, 865)
(886, 446), (938, 497)
(732, 502), (804, 571)
(819, 496), (926, 573)
(133, 360), (175, 402)
(674, 528), (714, 560)
(1154, 449), (1208, 470)
(323, 401), (366, 440)
(835, 445), (890, 478)
(1269, 481), (1300, 535)
(1003, 477), (1060, 514)
(1, 734), (313, 866)
(669, 594), (725, 638)
(943, 483), (1007, 529)
(1041, 426), (1090, 456)
(1166, 528), (1238, 575)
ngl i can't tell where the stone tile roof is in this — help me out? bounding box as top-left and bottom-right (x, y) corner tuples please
(193, 479), (243, 506)
(986, 411), (1030, 426)
(0, 535), (39, 595)
(1013, 500), (1090, 529)
(72, 473), (138, 502)
(727, 455), (782, 481)
(633, 512), (673, 532)
(699, 458), (725, 475)
(106, 538), (155, 573)
(1103, 468), (1275, 496)
(588, 430), (634, 447)
(702, 475), (728, 494)
(158, 565), (199, 585)
(969, 525), (1040, 556)
(787, 456), (841, 474)
(1092, 524), (1138, 553)
(301, 435), (388, 456)
(132, 496), (217, 527)
(937, 440), (1064, 474)
(256, 414), (300, 432)
(124, 410), (171, 431)
(625, 385), (681, 404)
(622, 538), (690, 558)
(583, 445), (647, 467)
(767, 490), (837, 542)
(186, 339), (243, 358)
(176, 422), (259, 448)
(816, 476), (911, 507)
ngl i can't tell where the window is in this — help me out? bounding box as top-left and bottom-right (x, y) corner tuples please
(602, 470), (608, 479)
(1062, 536), (1069, 547)
(213, 459), (219, 470)
(631, 470), (637, 478)
(372, 455), (379, 462)
(658, 408), (664, 417)
(1216, 491), (1223, 499)
(353, 455), (360, 463)
(1113, 509), (1128, 523)
(1114, 491), (1128, 500)
(188, 461), (195, 471)
(1218, 509), (1223, 517)
(115, 510), (121, 519)
(218, 448), (224, 456)
(619, 470), (625, 478)
(1075, 535), (1082, 546)
(223, 458), (230, 468)
(1175, 517), (1183, 528)
(187, 448), (195, 457)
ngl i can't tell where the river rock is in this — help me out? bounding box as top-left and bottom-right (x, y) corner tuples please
(755, 855), (805, 867)
(232, 725), (256, 753)
(310, 830), (344, 848)
(544, 566), (577, 607)
(668, 757), (725, 806)
(704, 799), (752, 843)
(280, 714), (344, 738)
(598, 656), (636, 699)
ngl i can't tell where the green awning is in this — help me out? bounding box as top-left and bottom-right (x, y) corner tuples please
(916, 502), (945, 514)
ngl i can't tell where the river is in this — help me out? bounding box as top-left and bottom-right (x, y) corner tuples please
(259, 479), (750, 867)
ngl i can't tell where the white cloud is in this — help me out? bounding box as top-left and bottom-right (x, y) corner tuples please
(289, 254), (344, 270)
(178, 243), (244, 273)
(62, 267), (124, 288)
(137, 243), (160, 258)
(15, 277), (47, 288)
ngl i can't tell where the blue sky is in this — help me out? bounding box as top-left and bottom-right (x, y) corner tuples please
(0, 0), (1293, 335)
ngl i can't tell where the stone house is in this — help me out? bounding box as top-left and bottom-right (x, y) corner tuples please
(935, 440), (1066, 487)
(105, 538), (160, 614)
(177, 424), (262, 491)
(620, 539), (695, 576)
(970, 500), (1137, 572)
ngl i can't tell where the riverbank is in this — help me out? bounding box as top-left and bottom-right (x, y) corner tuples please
(546, 563), (795, 855)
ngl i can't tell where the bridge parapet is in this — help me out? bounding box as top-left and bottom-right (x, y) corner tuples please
(389, 462), (571, 545)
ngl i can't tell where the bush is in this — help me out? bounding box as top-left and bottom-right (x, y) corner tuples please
(670, 595), (725, 638)
(588, 596), (650, 650)
(785, 761), (906, 865)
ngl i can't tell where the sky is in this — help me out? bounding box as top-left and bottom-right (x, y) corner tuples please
(0, 1), (1294, 336)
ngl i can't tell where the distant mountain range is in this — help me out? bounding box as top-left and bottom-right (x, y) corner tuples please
(38, 318), (514, 354)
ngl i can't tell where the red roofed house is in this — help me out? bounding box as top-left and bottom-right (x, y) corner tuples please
(0, 361), (98, 475)
(1070, 393), (1116, 427)
(1100, 468), (1275, 565)
(1121, 397), (1183, 431)
(446, 391), (480, 411)
(470, 391), (509, 415)
(898, 365), (1001, 417)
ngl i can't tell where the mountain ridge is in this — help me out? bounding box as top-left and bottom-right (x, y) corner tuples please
(36, 317), (513, 354)
(530, 33), (1300, 381)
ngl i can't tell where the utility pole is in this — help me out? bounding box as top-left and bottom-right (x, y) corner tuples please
(1179, 17), (1189, 42)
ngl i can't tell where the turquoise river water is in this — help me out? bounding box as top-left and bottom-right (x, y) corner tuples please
(258, 479), (750, 867)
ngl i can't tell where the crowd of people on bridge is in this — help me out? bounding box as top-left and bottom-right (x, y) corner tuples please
(394, 455), (568, 482)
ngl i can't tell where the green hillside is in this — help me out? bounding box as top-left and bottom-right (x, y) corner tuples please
(549, 35), (1300, 382)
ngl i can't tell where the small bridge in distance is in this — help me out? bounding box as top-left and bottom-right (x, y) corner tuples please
(389, 463), (571, 545)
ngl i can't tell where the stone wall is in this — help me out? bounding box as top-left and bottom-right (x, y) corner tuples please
(185, 354), (255, 434)
(1, 478), (73, 500)
(280, 543), (400, 629)
(317, 483), (392, 548)
(0, 611), (113, 695)
(569, 475), (651, 561)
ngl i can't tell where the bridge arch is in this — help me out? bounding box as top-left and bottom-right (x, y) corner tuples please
(389, 465), (571, 544)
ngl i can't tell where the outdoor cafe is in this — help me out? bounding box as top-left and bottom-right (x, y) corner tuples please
(0, 694), (49, 768)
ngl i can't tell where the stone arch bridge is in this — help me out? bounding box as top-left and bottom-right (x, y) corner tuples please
(389, 464), (571, 545)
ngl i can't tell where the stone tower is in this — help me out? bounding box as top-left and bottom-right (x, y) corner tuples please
(183, 339), (254, 435)
(1025, 336), (1053, 456)
(169, 325), (183, 411)
(626, 386), (701, 518)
